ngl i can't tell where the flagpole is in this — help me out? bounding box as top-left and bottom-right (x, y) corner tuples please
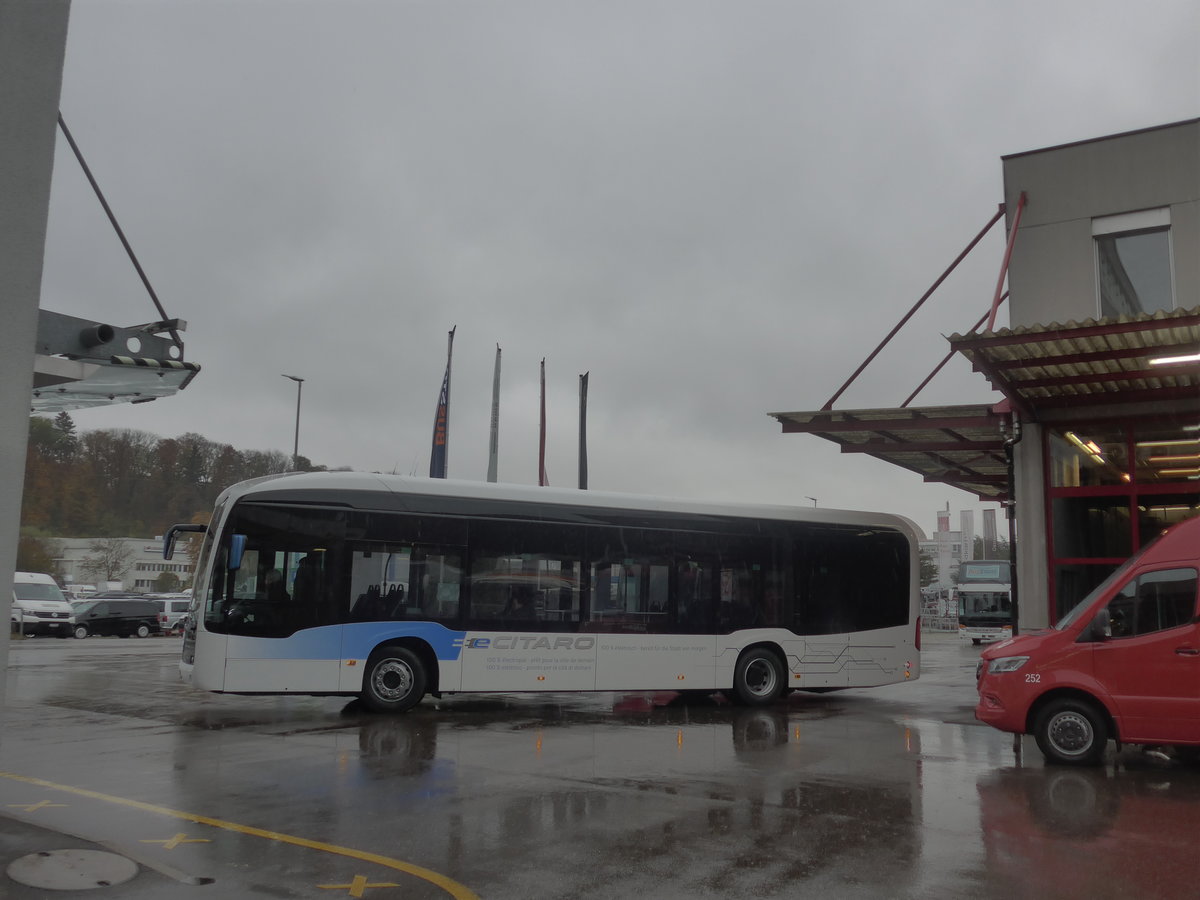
(429, 326), (455, 478)
(538, 358), (548, 487)
(487, 344), (501, 483)
(578, 372), (588, 490)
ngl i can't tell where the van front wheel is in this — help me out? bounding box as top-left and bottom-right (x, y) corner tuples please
(1034, 698), (1108, 766)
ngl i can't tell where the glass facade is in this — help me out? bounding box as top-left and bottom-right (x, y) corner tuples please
(1046, 421), (1200, 620)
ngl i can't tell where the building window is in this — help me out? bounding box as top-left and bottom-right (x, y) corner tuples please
(1094, 208), (1174, 317)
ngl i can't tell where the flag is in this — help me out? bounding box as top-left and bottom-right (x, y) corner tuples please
(487, 344), (501, 483)
(538, 358), (548, 486)
(429, 327), (455, 478)
(578, 372), (589, 490)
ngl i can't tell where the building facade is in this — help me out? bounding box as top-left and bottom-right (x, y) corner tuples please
(774, 119), (1199, 630)
(919, 507), (977, 592)
(997, 120), (1199, 624)
(54, 536), (194, 593)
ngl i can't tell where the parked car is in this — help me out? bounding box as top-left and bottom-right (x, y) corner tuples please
(156, 598), (191, 634)
(71, 598), (162, 639)
(12, 572), (73, 637)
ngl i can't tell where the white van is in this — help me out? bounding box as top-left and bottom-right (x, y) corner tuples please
(12, 572), (74, 637)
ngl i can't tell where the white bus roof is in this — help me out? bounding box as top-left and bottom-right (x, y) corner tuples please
(213, 472), (920, 542)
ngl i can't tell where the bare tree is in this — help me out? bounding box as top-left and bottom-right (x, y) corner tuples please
(79, 538), (136, 587)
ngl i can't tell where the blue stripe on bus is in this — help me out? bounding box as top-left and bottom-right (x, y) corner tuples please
(342, 622), (466, 661)
(225, 624), (467, 662)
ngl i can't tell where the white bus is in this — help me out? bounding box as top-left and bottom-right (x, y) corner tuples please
(166, 473), (920, 712)
(954, 559), (1013, 645)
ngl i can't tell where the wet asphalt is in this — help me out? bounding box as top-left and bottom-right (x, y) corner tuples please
(3, 631), (1199, 899)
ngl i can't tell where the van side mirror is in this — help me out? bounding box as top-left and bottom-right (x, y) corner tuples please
(1085, 608), (1111, 643)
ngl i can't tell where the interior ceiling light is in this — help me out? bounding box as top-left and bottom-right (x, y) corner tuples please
(1136, 438), (1200, 449)
(1148, 453), (1200, 464)
(1148, 351), (1200, 366)
(1065, 431), (1106, 464)
(1158, 467), (1200, 477)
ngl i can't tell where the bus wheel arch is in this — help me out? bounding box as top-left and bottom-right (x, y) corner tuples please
(361, 641), (434, 713)
(729, 644), (787, 706)
(1030, 691), (1113, 766)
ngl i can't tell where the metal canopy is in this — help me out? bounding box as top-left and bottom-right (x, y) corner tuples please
(772, 308), (1200, 502)
(769, 404), (1013, 501)
(31, 309), (200, 413)
(948, 306), (1200, 421)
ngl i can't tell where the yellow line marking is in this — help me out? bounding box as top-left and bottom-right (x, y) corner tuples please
(7, 799), (67, 813)
(318, 874), (402, 897)
(141, 832), (211, 849)
(0, 772), (478, 899)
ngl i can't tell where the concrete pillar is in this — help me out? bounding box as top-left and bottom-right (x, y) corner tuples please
(0, 0), (72, 724)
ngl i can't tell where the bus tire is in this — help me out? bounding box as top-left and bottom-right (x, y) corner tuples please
(362, 645), (426, 713)
(1034, 697), (1108, 766)
(731, 647), (785, 706)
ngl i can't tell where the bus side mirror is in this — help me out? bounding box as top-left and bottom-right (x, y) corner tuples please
(164, 523), (207, 560)
(1086, 608), (1111, 643)
(228, 534), (247, 572)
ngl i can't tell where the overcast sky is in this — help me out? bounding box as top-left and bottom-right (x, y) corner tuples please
(38, 1), (1199, 538)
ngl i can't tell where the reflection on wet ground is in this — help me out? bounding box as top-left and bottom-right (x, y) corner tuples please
(5, 637), (1200, 899)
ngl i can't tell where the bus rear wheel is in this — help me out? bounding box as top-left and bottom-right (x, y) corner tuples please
(362, 646), (426, 713)
(730, 647), (785, 706)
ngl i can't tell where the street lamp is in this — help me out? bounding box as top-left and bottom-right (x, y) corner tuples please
(282, 374), (304, 469)
(805, 496), (818, 507)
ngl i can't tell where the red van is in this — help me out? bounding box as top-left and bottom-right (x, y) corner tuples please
(976, 515), (1200, 766)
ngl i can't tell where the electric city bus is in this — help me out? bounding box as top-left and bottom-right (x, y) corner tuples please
(165, 472), (920, 712)
(954, 559), (1013, 645)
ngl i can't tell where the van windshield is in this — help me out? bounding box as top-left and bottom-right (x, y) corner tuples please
(1054, 530), (1169, 630)
(14, 583), (67, 604)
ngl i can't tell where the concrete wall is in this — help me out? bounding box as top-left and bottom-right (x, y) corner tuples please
(1001, 120), (1200, 328)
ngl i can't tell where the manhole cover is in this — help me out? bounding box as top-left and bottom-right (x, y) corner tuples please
(7, 849), (138, 890)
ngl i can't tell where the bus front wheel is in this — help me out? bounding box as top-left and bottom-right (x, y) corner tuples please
(362, 646), (426, 713)
(730, 647), (785, 706)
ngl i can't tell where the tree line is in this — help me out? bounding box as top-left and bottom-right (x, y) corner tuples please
(20, 413), (326, 552)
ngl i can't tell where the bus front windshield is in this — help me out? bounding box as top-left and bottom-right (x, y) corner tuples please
(958, 589), (1010, 621)
(203, 503), (464, 638)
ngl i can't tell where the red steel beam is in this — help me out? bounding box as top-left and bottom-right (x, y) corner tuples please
(987, 192), (1026, 332)
(952, 310), (1200, 352)
(901, 300), (1002, 408)
(778, 414), (1005, 434)
(821, 206), (1006, 410)
(986, 341), (1200, 370)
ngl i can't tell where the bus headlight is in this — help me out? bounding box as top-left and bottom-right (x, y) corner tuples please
(987, 656), (1029, 674)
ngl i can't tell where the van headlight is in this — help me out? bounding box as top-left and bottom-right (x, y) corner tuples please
(987, 656), (1029, 674)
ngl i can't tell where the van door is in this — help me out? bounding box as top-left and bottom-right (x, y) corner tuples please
(81, 602), (110, 634)
(1093, 567), (1200, 744)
